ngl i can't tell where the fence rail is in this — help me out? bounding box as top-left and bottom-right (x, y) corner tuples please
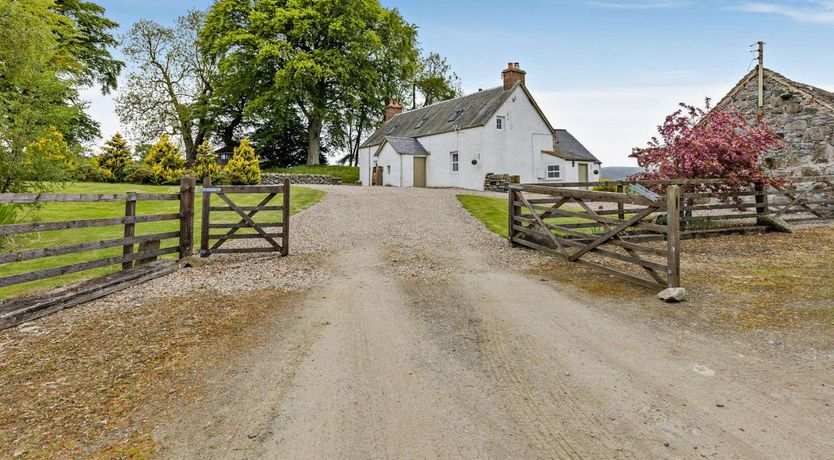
(0, 178), (195, 292)
(509, 175), (834, 290)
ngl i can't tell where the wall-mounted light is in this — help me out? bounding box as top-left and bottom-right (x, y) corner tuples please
(571, 161), (575, 167)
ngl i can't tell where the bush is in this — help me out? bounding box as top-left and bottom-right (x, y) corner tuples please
(74, 159), (114, 183)
(193, 141), (223, 183)
(592, 181), (628, 193)
(225, 138), (261, 185)
(122, 162), (155, 184)
(144, 134), (185, 185)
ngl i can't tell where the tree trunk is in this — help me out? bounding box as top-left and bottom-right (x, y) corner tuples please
(306, 114), (323, 166)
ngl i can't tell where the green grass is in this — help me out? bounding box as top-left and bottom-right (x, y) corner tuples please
(264, 165), (360, 185)
(456, 194), (601, 238)
(0, 182), (325, 299)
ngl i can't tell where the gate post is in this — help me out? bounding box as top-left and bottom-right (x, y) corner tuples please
(282, 178), (290, 256)
(123, 192), (137, 270)
(666, 185), (681, 288)
(200, 177), (211, 257)
(179, 176), (196, 259)
(508, 186), (518, 247)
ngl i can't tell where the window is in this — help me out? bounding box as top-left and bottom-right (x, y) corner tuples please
(386, 165), (391, 174)
(547, 164), (560, 179)
(496, 116), (505, 130)
(448, 108), (465, 122)
(451, 152), (459, 172)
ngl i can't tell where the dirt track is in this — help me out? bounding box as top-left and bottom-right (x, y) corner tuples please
(148, 186), (832, 459)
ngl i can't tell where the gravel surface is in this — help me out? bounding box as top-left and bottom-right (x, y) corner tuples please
(3, 186), (833, 459)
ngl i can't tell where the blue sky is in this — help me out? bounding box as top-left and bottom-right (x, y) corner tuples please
(86, 0), (834, 166)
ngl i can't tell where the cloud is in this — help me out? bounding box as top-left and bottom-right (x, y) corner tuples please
(735, 0), (834, 24)
(530, 84), (727, 166)
(587, 0), (691, 9)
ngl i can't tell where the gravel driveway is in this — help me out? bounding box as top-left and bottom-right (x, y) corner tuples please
(136, 185), (832, 459)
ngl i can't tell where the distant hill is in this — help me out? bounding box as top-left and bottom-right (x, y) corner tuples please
(600, 166), (642, 180)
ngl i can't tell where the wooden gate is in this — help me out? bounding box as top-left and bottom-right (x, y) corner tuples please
(199, 178), (290, 257)
(509, 184), (680, 289)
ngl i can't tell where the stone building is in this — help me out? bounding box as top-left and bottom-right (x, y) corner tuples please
(716, 68), (834, 177)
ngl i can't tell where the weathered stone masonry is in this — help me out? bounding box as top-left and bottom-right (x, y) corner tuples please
(718, 69), (834, 177)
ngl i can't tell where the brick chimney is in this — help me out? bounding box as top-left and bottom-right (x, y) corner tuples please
(502, 62), (526, 90)
(384, 100), (403, 121)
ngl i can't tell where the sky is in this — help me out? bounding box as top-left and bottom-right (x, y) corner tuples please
(84, 0), (834, 166)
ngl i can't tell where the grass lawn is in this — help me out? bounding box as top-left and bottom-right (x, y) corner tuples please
(457, 194), (603, 238)
(0, 182), (325, 299)
(264, 165), (360, 185)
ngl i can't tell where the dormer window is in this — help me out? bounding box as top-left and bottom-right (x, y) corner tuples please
(415, 117), (428, 129)
(448, 108), (465, 122)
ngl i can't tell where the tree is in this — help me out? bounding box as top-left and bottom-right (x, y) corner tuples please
(411, 52), (462, 109)
(0, 0), (81, 193)
(193, 141), (222, 182)
(630, 101), (783, 193)
(225, 139), (261, 185)
(204, 0), (420, 166)
(96, 133), (132, 181)
(116, 11), (215, 166)
(144, 134), (185, 185)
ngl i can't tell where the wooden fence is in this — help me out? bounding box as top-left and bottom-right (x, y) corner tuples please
(0, 177), (195, 329)
(509, 184), (680, 289)
(199, 178), (290, 257)
(509, 175), (834, 289)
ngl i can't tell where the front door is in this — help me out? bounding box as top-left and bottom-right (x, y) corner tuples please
(413, 157), (427, 188)
(578, 163), (589, 183)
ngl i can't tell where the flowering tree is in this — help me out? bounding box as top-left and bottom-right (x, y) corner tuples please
(630, 102), (783, 193)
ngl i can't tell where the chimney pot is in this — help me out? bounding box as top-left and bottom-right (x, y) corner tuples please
(501, 61), (526, 90)
(384, 99), (403, 121)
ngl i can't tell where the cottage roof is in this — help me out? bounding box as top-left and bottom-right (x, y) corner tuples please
(361, 83), (521, 148)
(717, 68), (834, 112)
(377, 136), (430, 156)
(544, 130), (600, 162)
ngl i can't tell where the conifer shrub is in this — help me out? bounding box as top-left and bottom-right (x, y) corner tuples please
(144, 134), (185, 185)
(225, 138), (261, 185)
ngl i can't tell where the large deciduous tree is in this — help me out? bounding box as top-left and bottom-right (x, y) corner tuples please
(0, 0), (122, 193)
(116, 11), (216, 167)
(630, 102), (783, 193)
(411, 52), (462, 109)
(203, 0), (420, 166)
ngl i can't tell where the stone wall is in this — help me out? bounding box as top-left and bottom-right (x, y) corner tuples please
(260, 173), (342, 186)
(484, 173), (514, 193)
(723, 75), (834, 177)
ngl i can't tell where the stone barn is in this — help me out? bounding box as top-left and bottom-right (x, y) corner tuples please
(716, 68), (834, 177)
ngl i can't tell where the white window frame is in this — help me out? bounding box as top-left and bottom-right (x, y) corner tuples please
(496, 116), (505, 130)
(451, 152), (459, 172)
(546, 164), (561, 179)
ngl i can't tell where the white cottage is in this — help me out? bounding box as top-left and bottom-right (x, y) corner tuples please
(358, 62), (601, 190)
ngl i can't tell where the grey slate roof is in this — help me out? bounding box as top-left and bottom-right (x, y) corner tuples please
(360, 84), (518, 148)
(380, 136), (429, 156)
(550, 129), (600, 162)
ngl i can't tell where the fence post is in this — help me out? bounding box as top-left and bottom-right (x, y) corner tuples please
(122, 192), (137, 270)
(508, 187), (518, 247)
(616, 183), (625, 221)
(200, 177), (211, 257)
(179, 176), (195, 259)
(754, 182), (768, 217)
(282, 178), (290, 256)
(666, 185), (681, 288)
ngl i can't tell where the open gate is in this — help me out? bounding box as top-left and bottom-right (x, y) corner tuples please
(199, 178), (290, 257)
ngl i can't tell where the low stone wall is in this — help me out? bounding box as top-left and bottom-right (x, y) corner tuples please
(261, 173), (342, 186)
(484, 173), (515, 193)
